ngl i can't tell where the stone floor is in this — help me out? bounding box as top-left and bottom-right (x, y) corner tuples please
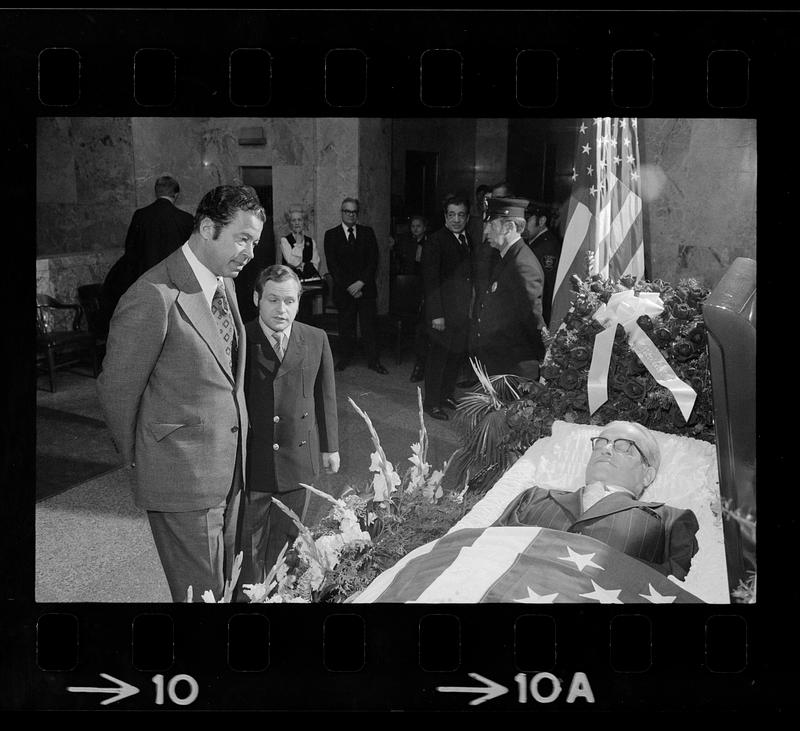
(35, 352), (464, 602)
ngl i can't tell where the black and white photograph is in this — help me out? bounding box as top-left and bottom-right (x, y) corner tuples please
(34, 115), (756, 606)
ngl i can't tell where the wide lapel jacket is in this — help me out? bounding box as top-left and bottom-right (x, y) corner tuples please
(169, 251), (240, 385)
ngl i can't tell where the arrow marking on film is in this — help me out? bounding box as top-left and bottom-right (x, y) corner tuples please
(67, 673), (140, 706)
(437, 672), (509, 706)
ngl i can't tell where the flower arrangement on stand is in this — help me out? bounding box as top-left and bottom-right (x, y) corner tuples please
(235, 388), (477, 603)
(448, 269), (716, 498)
(530, 272), (715, 442)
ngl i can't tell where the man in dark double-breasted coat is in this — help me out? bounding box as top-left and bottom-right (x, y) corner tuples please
(239, 265), (339, 588)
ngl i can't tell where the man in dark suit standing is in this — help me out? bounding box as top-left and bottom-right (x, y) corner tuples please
(125, 174), (195, 278)
(101, 175), (195, 333)
(97, 185), (264, 602)
(421, 195), (474, 420)
(239, 265), (339, 586)
(475, 197), (547, 380)
(494, 421), (700, 580)
(524, 201), (562, 329)
(323, 197), (388, 374)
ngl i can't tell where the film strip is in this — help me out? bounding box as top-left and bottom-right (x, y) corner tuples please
(2, 8), (791, 712)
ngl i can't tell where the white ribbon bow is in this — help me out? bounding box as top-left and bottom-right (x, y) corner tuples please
(587, 290), (697, 421)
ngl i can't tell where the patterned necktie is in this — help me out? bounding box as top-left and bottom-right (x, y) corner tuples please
(211, 280), (236, 371)
(458, 233), (468, 249)
(347, 227), (355, 245)
(272, 332), (284, 360)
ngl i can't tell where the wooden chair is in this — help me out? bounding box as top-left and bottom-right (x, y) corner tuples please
(388, 274), (423, 364)
(36, 294), (98, 392)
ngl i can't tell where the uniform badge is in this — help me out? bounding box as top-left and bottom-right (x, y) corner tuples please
(490, 281), (498, 292)
(543, 255), (556, 270)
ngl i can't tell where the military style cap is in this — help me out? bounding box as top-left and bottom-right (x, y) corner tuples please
(486, 197), (531, 220)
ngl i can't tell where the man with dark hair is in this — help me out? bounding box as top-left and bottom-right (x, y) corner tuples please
(475, 197), (546, 380)
(126, 174), (195, 277)
(494, 421), (700, 580)
(323, 197), (387, 374)
(524, 201), (562, 328)
(239, 264), (339, 588)
(421, 195), (473, 420)
(98, 185), (265, 602)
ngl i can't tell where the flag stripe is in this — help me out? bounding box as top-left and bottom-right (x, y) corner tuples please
(353, 527), (705, 604)
(413, 527), (543, 603)
(550, 117), (645, 332)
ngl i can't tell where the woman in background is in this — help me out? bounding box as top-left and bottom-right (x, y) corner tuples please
(280, 205), (322, 281)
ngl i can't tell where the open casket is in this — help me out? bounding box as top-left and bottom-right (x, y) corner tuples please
(353, 420), (727, 603)
(352, 258), (755, 604)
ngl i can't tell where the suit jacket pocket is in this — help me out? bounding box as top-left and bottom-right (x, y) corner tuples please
(148, 420), (204, 442)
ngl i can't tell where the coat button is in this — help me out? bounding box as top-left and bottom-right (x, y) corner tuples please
(273, 443), (279, 451)
(302, 412), (308, 418)
(273, 415), (280, 423)
(230, 426), (239, 433)
(299, 440), (307, 447)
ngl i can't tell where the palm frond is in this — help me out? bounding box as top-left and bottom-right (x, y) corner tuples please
(469, 357), (503, 409)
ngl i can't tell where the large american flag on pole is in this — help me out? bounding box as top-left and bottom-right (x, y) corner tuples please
(353, 527), (703, 603)
(550, 117), (646, 332)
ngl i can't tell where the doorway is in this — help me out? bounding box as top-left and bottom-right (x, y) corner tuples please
(237, 166), (274, 323)
(404, 150), (439, 225)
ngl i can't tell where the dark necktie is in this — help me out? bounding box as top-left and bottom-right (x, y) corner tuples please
(347, 227), (355, 245)
(211, 280), (236, 372)
(458, 233), (468, 249)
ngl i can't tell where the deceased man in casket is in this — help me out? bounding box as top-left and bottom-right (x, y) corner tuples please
(354, 419), (713, 604)
(494, 421), (699, 581)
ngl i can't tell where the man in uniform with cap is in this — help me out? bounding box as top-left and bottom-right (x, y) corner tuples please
(524, 201), (562, 329)
(475, 197), (547, 380)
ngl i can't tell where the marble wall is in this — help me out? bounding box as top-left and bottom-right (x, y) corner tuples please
(358, 118), (393, 313)
(639, 118), (757, 287)
(37, 117), (755, 317)
(37, 116), (393, 311)
(38, 117), (136, 258)
(313, 117), (360, 276)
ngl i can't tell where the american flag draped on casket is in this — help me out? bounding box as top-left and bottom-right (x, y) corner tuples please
(353, 527), (703, 603)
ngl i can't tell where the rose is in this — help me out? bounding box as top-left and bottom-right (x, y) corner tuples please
(672, 302), (693, 320)
(540, 364), (561, 381)
(623, 377), (647, 401)
(611, 370), (628, 392)
(626, 358), (647, 377)
(570, 391), (588, 410)
(569, 346), (592, 367)
(590, 281), (604, 293)
(636, 314), (654, 332)
(559, 368), (582, 391)
(688, 286), (707, 305)
(619, 273), (637, 288)
(688, 324), (707, 345)
(670, 406), (687, 428)
(672, 339), (697, 362)
(654, 326), (674, 344)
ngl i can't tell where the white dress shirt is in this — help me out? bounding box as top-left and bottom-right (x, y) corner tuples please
(182, 242), (222, 309)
